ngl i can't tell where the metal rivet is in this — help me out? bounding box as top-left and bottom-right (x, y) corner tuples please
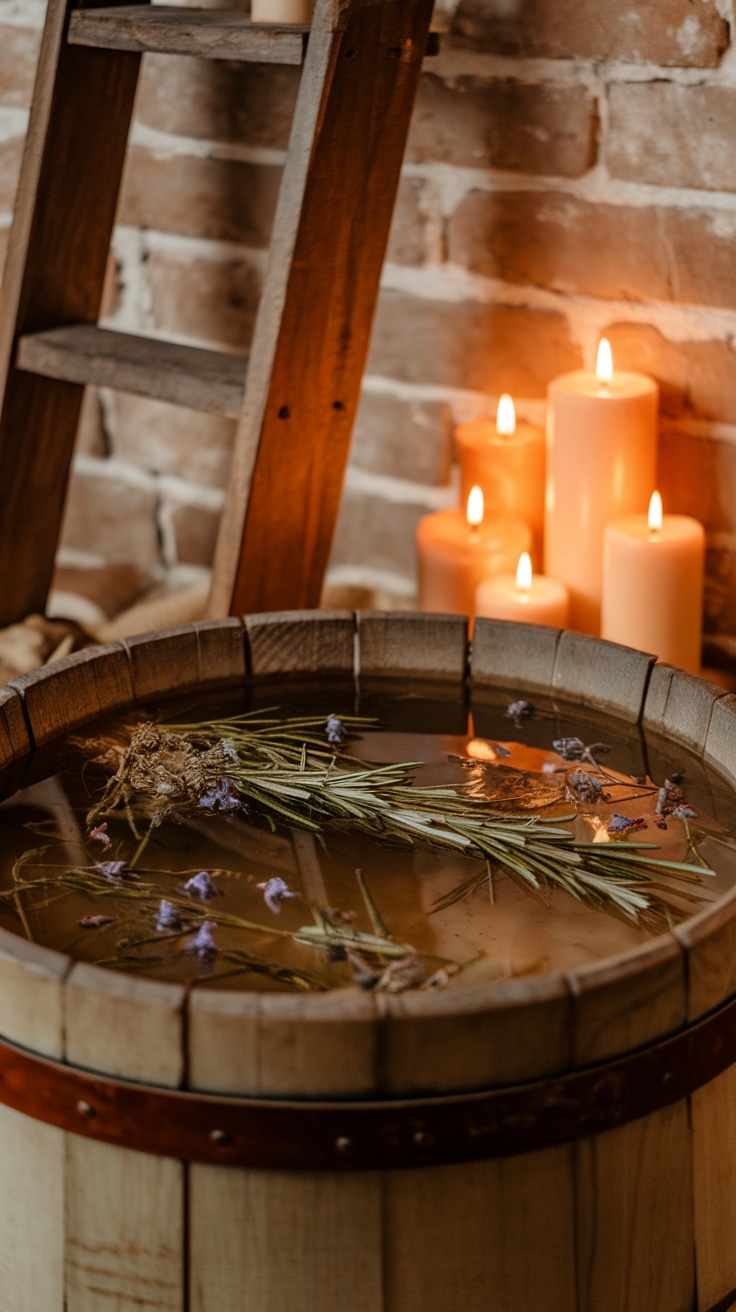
(333, 400), (345, 411)
(335, 1135), (352, 1152)
(387, 44), (402, 58)
(210, 1128), (233, 1146)
(345, 48), (357, 59)
(278, 405), (290, 420)
(413, 1129), (433, 1146)
(661, 1071), (674, 1086)
(76, 1100), (95, 1119)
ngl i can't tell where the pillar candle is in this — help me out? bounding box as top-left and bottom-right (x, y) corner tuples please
(475, 552), (570, 628)
(602, 491), (705, 674)
(251, 0), (314, 22)
(545, 339), (658, 636)
(455, 395), (545, 566)
(417, 487), (531, 618)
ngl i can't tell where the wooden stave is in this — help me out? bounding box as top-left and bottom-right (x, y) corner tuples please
(0, 612), (735, 1310)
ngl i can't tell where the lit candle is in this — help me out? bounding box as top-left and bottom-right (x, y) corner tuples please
(475, 552), (570, 628)
(417, 487), (531, 619)
(455, 394), (546, 566)
(601, 490), (705, 674)
(545, 339), (658, 635)
(251, 0), (314, 22)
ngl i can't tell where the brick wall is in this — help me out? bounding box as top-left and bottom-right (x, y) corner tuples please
(3, 0), (736, 633)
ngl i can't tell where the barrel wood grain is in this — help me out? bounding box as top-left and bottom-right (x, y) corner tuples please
(188, 975), (382, 1312)
(552, 631), (655, 722)
(705, 692), (736, 785)
(574, 1102), (695, 1312)
(192, 617), (246, 684)
(375, 974), (571, 1094)
(383, 1150), (577, 1312)
(0, 686), (31, 795)
(641, 662), (676, 732)
(63, 963), (186, 1311)
(357, 611), (468, 681)
(470, 618), (561, 694)
(245, 609), (355, 676)
(661, 669), (726, 755)
(691, 1063), (736, 1311)
(9, 643), (134, 746)
(675, 884), (736, 1022)
(566, 935), (686, 1067)
(123, 625), (201, 702)
(0, 930), (69, 1058)
(0, 1104), (65, 1312)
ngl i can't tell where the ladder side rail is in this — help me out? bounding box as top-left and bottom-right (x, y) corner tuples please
(0, 0), (149, 625)
(209, 0), (435, 617)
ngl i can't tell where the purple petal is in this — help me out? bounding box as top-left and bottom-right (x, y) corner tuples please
(97, 860), (126, 881)
(257, 876), (296, 916)
(156, 899), (182, 932)
(188, 920), (217, 959)
(184, 871), (220, 901)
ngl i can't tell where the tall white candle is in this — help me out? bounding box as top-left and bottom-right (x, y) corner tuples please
(545, 339), (658, 636)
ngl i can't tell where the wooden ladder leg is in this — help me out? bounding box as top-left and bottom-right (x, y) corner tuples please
(209, 0), (435, 618)
(0, 0), (149, 626)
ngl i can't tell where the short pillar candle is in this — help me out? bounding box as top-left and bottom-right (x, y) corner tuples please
(601, 491), (705, 674)
(545, 339), (658, 636)
(251, 0), (315, 22)
(475, 552), (570, 628)
(417, 487), (531, 619)
(455, 395), (545, 566)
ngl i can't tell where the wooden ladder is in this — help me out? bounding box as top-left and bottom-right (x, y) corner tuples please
(0, 0), (435, 627)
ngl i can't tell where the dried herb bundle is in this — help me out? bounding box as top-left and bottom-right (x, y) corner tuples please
(86, 711), (714, 922)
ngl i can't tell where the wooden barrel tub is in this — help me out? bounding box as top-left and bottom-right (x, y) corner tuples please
(1, 609), (736, 1312)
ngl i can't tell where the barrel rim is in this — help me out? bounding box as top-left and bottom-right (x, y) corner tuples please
(0, 611), (734, 1083)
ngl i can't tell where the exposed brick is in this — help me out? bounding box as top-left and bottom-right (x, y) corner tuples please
(658, 430), (736, 538)
(608, 82), (736, 192)
(75, 389), (108, 459)
(110, 394), (235, 489)
(135, 54), (299, 148)
(447, 189), (736, 309)
(0, 25), (40, 108)
(368, 290), (582, 395)
(386, 176), (434, 267)
(146, 250), (261, 351)
(61, 472), (162, 571)
(408, 74), (597, 178)
(704, 545), (736, 636)
(51, 564), (154, 620)
(321, 580), (414, 611)
(350, 392), (453, 486)
(606, 324), (736, 425)
(119, 146), (281, 247)
(329, 487), (424, 582)
(452, 0), (729, 67)
(169, 502), (221, 567)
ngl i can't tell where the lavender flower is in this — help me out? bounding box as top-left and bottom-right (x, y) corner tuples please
(607, 813), (647, 834)
(184, 871), (220, 901)
(88, 823), (111, 851)
(567, 769), (603, 803)
(156, 899), (182, 932)
(655, 779), (686, 817)
(672, 804), (698, 819)
(199, 778), (241, 812)
(97, 860), (126, 882)
(188, 920), (217, 960)
(553, 737), (587, 761)
(79, 914), (116, 929)
(325, 715), (347, 745)
(506, 700), (534, 720)
(257, 876), (297, 915)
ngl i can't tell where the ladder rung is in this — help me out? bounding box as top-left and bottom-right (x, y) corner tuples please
(17, 325), (247, 418)
(67, 7), (309, 65)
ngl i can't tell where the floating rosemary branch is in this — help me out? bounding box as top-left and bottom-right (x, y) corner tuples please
(84, 711), (714, 922)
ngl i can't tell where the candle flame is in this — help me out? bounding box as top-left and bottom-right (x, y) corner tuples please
(516, 552), (533, 592)
(648, 490), (663, 533)
(596, 338), (613, 384)
(467, 485), (484, 528)
(496, 393), (516, 436)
